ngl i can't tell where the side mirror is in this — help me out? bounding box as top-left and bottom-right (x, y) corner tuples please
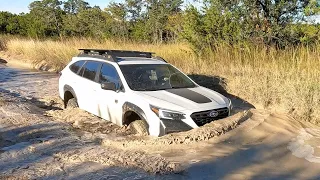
(101, 82), (116, 91)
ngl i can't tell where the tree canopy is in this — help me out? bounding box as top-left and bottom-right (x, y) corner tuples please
(0, 0), (319, 49)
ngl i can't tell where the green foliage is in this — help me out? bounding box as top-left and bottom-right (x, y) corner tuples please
(145, 0), (183, 42)
(181, 0), (320, 52)
(0, 12), (13, 32)
(63, 0), (90, 14)
(202, 1), (242, 44)
(181, 6), (205, 53)
(63, 7), (110, 37)
(105, 2), (129, 39)
(0, 0), (319, 48)
(239, 0), (316, 46)
(28, 0), (64, 37)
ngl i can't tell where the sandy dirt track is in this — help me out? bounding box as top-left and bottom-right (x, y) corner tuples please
(1, 62), (320, 179)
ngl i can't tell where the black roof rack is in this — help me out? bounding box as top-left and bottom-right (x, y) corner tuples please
(78, 49), (159, 62)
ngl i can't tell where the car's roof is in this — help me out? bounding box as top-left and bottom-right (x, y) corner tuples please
(117, 57), (167, 65)
(73, 56), (168, 65)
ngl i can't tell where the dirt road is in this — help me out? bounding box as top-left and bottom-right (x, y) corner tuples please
(1, 62), (320, 179)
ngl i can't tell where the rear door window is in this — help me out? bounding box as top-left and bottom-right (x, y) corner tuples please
(99, 63), (121, 88)
(81, 61), (101, 81)
(70, 61), (85, 74)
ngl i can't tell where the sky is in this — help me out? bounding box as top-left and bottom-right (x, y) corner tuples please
(0, 0), (124, 14)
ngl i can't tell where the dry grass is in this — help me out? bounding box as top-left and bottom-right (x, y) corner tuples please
(2, 37), (320, 123)
(4, 38), (194, 71)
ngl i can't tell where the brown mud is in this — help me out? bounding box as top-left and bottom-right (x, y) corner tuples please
(1, 62), (320, 179)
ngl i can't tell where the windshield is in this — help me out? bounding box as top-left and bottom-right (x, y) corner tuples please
(120, 64), (196, 91)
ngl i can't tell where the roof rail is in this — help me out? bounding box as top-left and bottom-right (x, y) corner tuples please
(78, 49), (115, 62)
(78, 49), (155, 62)
(77, 49), (168, 63)
(154, 56), (167, 63)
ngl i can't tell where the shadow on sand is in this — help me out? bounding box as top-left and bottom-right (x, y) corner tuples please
(189, 74), (255, 113)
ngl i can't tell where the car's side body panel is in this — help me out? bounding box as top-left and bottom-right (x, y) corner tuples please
(77, 77), (101, 116)
(95, 87), (125, 125)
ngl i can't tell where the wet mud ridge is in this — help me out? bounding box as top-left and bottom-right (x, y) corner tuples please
(0, 85), (254, 179)
(102, 111), (253, 148)
(0, 92), (180, 179)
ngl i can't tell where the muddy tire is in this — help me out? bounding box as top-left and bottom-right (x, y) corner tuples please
(128, 120), (149, 136)
(66, 98), (78, 109)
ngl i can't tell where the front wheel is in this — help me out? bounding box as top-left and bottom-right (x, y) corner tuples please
(128, 120), (149, 136)
(66, 98), (78, 109)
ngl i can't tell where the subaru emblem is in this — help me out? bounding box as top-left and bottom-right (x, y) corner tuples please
(209, 110), (219, 118)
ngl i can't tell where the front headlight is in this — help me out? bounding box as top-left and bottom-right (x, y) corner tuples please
(150, 105), (186, 120)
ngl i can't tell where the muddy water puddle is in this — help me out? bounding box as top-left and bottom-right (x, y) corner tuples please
(0, 64), (58, 99)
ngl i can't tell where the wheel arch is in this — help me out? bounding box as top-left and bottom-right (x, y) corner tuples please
(63, 85), (77, 108)
(122, 102), (147, 126)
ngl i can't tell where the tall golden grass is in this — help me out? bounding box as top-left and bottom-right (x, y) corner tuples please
(2, 37), (320, 123)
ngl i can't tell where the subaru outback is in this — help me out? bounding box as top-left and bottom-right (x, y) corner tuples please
(59, 49), (232, 136)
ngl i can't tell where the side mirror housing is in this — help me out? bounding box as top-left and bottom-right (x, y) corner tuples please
(101, 82), (116, 91)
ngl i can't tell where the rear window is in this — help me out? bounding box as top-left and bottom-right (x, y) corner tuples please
(82, 61), (101, 81)
(69, 61), (85, 74)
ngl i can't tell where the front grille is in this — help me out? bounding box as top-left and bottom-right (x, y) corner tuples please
(191, 107), (229, 126)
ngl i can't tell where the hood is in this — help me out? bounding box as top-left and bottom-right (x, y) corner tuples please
(135, 87), (228, 112)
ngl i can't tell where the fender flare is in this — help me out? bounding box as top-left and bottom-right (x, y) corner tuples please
(122, 102), (147, 124)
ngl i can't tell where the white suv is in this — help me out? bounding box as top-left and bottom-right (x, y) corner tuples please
(59, 49), (232, 136)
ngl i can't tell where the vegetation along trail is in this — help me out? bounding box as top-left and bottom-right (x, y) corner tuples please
(0, 60), (320, 179)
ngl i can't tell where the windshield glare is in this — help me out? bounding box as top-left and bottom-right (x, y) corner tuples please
(120, 64), (196, 91)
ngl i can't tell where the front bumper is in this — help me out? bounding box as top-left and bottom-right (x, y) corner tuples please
(160, 118), (192, 135)
(158, 106), (231, 136)
(190, 107), (229, 126)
